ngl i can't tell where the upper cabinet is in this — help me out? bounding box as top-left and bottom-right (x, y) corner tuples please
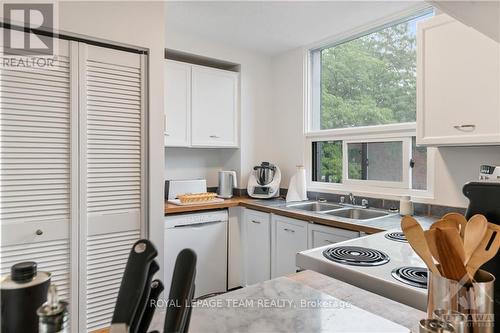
(164, 60), (239, 148)
(164, 61), (191, 147)
(191, 66), (239, 147)
(417, 14), (500, 146)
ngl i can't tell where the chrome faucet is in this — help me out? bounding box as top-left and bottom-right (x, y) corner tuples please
(361, 198), (369, 208)
(348, 192), (356, 205)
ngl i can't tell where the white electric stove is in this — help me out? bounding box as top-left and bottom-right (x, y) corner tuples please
(297, 230), (428, 311)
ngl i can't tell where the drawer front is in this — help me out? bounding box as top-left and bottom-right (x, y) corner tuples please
(311, 230), (354, 248)
(309, 224), (359, 248)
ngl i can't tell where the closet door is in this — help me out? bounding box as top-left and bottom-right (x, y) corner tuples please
(79, 44), (146, 332)
(0, 37), (78, 315)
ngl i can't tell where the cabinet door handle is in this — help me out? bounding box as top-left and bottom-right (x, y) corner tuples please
(35, 229), (43, 236)
(209, 135), (220, 139)
(284, 228), (295, 233)
(453, 124), (476, 131)
(251, 220), (261, 224)
(164, 132), (170, 136)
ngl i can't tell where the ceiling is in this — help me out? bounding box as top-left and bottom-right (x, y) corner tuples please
(165, 1), (424, 55)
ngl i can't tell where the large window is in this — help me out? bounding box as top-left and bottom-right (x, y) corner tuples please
(310, 11), (433, 131)
(308, 9), (434, 194)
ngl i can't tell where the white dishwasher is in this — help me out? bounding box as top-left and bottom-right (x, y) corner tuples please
(164, 210), (228, 298)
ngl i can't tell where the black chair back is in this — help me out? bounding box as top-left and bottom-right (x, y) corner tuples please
(163, 249), (197, 333)
(111, 240), (157, 333)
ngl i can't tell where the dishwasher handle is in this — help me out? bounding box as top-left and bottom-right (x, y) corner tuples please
(173, 220), (227, 229)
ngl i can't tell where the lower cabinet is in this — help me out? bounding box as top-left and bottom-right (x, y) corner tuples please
(241, 209), (362, 284)
(308, 223), (360, 248)
(271, 215), (308, 278)
(244, 209), (271, 285)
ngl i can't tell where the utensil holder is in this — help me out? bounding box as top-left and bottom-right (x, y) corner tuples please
(427, 269), (495, 333)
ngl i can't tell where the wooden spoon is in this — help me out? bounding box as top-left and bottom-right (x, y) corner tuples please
(435, 227), (469, 282)
(466, 223), (500, 278)
(442, 212), (468, 238)
(401, 215), (440, 275)
(463, 214), (488, 263)
(424, 229), (441, 263)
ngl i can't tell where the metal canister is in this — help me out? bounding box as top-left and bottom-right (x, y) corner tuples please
(427, 269), (495, 333)
(419, 319), (455, 333)
(433, 309), (467, 333)
(0, 261), (51, 333)
(37, 285), (69, 333)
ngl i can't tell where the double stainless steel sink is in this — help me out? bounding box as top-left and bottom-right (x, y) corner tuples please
(285, 201), (391, 221)
(285, 202), (342, 212)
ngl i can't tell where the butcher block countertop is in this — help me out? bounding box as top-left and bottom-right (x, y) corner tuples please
(165, 197), (436, 234)
(164, 197), (249, 214)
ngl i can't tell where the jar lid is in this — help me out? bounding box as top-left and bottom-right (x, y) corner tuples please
(12, 261), (37, 282)
(0, 261), (50, 290)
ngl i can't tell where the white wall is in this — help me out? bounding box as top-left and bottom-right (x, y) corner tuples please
(271, 48), (305, 186)
(164, 28), (275, 187)
(165, 148), (239, 187)
(433, 147), (500, 207)
(270, 47), (500, 208)
(59, 0), (166, 279)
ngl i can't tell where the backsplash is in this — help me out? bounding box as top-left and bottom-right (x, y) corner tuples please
(305, 191), (467, 217)
(206, 187), (467, 218)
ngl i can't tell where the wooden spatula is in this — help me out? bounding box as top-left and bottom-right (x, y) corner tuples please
(464, 214), (488, 263)
(442, 212), (467, 238)
(430, 218), (461, 234)
(401, 215), (440, 275)
(466, 223), (500, 278)
(435, 227), (469, 282)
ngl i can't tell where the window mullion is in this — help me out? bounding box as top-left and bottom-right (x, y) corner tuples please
(402, 137), (412, 189)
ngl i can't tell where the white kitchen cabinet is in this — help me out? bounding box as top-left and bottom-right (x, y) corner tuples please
(417, 14), (500, 146)
(164, 60), (191, 147)
(271, 215), (308, 278)
(244, 209), (271, 285)
(308, 223), (360, 249)
(191, 66), (239, 147)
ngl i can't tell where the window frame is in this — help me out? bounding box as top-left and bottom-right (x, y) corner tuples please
(342, 137), (412, 189)
(303, 5), (434, 136)
(303, 5), (436, 200)
(305, 133), (437, 199)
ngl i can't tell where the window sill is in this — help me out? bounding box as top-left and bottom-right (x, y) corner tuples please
(305, 122), (417, 139)
(307, 183), (434, 203)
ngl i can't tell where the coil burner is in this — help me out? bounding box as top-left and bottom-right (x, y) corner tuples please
(384, 231), (407, 243)
(323, 246), (390, 266)
(391, 266), (428, 289)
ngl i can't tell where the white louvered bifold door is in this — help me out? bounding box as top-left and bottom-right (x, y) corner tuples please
(0, 37), (77, 312)
(79, 44), (146, 332)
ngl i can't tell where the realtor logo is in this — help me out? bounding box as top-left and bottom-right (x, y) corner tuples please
(3, 3), (54, 56)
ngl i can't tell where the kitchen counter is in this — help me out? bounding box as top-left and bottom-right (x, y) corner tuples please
(165, 197), (437, 234)
(145, 270), (425, 333)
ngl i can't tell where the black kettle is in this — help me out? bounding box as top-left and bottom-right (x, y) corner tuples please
(1, 261), (51, 333)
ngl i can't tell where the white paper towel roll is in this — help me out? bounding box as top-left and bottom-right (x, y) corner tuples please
(286, 166), (308, 202)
